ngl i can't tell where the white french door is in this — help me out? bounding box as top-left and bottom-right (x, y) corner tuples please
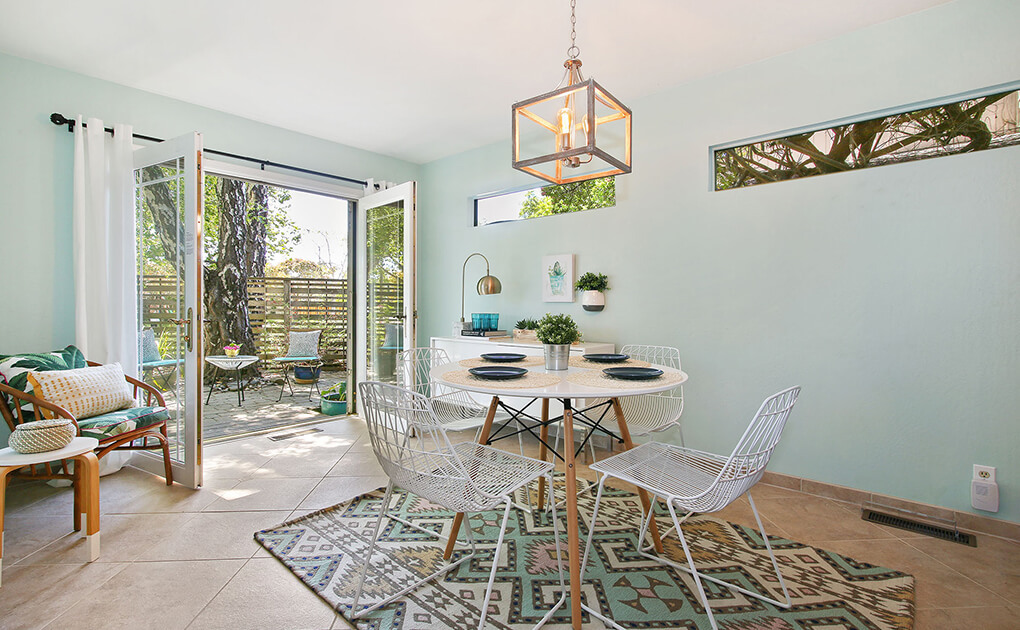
(355, 182), (416, 404)
(133, 133), (204, 488)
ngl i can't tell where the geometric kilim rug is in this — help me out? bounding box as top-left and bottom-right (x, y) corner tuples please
(254, 482), (915, 630)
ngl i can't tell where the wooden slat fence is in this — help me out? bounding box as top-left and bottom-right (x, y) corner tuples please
(139, 276), (402, 373)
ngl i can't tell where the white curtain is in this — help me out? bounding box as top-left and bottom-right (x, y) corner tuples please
(73, 117), (138, 375)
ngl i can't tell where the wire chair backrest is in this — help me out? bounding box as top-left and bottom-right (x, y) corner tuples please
(620, 345), (681, 370)
(621, 344), (683, 400)
(701, 386), (800, 509)
(397, 347), (454, 398)
(358, 381), (478, 507)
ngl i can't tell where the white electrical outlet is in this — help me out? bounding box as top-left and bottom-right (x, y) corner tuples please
(972, 464), (999, 512)
(973, 464), (996, 482)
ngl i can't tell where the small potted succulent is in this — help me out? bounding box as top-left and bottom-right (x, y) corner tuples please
(320, 381), (347, 415)
(536, 313), (580, 370)
(575, 272), (609, 312)
(513, 318), (540, 344)
(223, 343), (240, 357)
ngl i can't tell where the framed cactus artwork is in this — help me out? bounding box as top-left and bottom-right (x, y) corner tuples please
(541, 254), (574, 303)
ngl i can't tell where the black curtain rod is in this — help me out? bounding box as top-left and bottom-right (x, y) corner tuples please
(50, 113), (369, 187)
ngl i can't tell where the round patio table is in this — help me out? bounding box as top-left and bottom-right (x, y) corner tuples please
(431, 360), (688, 630)
(205, 355), (259, 406)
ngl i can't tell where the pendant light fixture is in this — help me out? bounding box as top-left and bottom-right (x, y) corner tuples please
(512, 0), (632, 185)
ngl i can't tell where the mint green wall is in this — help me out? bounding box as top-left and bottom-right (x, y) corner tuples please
(418, 0), (1020, 523)
(0, 53), (419, 442)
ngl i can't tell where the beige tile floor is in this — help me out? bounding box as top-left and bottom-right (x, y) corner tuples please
(1, 416), (1017, 629)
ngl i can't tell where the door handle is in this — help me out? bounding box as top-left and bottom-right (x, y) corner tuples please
(170, 308), (194, 352)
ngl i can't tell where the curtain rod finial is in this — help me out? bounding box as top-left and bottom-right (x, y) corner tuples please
(50, 112), (74, 131)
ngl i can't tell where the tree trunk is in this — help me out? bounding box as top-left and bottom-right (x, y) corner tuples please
(204, 178), (258, 363)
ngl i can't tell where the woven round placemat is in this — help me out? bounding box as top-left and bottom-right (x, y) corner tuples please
(458, 356), (545, 368)
(566, 368), (686, 390)
(567, 356), (650, 368)
(441, 369), (562, 389)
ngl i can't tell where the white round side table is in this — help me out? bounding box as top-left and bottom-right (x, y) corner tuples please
(0, 436), (101, 587)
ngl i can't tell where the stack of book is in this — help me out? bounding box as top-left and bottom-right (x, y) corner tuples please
(460, 329), (508, 337)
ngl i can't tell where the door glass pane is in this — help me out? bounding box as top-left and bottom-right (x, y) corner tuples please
(365, 200), (404, 383)
(136, 158), (188, 462)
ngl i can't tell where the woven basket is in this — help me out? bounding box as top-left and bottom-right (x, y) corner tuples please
(9, 419), (76, 454)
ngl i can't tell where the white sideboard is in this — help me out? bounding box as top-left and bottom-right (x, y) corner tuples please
(430, 336), (615, 447)
(431, 336), (613, 361)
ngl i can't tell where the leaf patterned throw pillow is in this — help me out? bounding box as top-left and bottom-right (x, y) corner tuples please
(0, 345), (87, 408)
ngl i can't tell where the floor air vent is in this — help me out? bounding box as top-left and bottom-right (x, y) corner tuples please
(267, 427), (324, 441)
(862, 508), (976, 546)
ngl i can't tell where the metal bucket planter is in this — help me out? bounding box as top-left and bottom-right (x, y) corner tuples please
(543, 344), (571, 370)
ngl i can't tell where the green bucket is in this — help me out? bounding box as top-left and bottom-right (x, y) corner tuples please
(320, 393), (347, 415)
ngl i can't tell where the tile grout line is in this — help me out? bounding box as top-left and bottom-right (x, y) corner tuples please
(182, 559), (250, 630)
(34, 562), (133, 630)
(897, 536), (1017, 607)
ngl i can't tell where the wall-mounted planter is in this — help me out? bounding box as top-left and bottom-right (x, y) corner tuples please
(581, 290), (605, 312)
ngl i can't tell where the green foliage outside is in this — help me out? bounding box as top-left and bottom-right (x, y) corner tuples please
(139, 174), (302, 276)
(266, 258), (337, 278)
(519, 177), (616, 219)
(536, 313), (580, 345)
(202, 175), (300, 268)
(715, 90), (1019, 190)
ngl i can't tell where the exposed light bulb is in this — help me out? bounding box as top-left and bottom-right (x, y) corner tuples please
(558, 106), (574, 151)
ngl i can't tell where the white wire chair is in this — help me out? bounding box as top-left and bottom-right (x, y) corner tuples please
(580, 386), (801, 630)
(397, 347), (492, 433)
(353, 381), (566, 630)
(399, 347), (540, 514)
(616, 344), (685, 443)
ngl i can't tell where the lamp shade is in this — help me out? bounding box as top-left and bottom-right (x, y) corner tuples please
(477, 274), (502, 295)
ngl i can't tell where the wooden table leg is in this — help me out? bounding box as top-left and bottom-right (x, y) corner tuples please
(536, 399), (550, 509)
(611, 398), (664, 554)
(75, 452), (101, 562)
(562, 401), (583, 630)
(0, 466), (12, 588)
(72, 458), (82, 532)
(443, 396), (500, 560)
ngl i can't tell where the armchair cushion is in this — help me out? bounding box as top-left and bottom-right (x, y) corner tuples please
(78, 406), (170, 441)
(26, 363), (135, 420)
(0, 345), (87, 408)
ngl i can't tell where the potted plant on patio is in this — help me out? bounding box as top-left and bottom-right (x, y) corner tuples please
(513, 318), (540, 343)
(536, 313), (579, 370)
(320, 381), (347, 415)
(575, 271), (609, 312)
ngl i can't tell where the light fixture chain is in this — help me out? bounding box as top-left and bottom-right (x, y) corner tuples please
(567, 0), (580, 59)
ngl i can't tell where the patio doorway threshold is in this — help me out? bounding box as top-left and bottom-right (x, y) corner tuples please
(205, 415), (352, 445)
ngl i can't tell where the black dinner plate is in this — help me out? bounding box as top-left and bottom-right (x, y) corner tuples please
(469, 366), (528, 380)
(583, 353), (630, 363)
(603, 367), (663, 380)
(481, 353), (527, 363)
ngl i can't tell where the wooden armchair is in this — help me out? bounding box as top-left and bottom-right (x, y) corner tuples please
(0, 361), (173, 486)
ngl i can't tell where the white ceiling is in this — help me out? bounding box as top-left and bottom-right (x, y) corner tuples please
(1, 0), (951, 164)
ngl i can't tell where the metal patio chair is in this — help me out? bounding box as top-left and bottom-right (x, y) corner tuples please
(580, 386), (801, 630)
(352, 381), (566, 630)
(272, 329), (322, 401)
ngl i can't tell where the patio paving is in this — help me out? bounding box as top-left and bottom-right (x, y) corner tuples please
(159, 369), (349, 443)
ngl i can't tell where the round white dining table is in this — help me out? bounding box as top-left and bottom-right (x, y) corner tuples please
(431, 360), (688, 630)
